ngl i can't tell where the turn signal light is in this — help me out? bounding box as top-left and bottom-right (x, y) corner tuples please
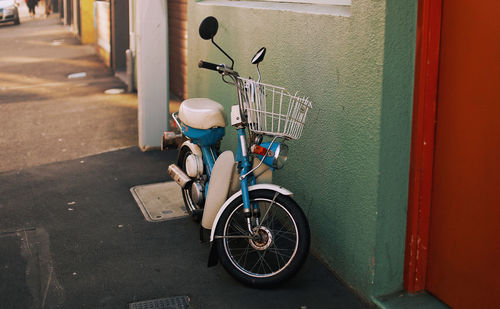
(251, 145), (273, 157)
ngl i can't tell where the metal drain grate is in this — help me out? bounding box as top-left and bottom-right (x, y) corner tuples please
(129, 296), (190, 309)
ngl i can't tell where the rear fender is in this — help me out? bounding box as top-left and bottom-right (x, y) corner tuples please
(179, 141), (202, 161)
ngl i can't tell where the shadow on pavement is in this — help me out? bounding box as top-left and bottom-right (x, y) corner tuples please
(0, 147), (366, 309)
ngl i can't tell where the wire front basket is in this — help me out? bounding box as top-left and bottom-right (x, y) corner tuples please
(236, 77), (312, 140)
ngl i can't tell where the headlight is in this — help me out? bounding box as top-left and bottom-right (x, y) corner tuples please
(272, 143), (288, 169)
(5, 6), (16, 15)
(251, 141), (289, 170)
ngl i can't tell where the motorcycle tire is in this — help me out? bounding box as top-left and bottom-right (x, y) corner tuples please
(178, 146), (204, 221)
(214, 189), (310, 287)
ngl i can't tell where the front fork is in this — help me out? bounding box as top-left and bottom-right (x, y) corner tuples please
(236, 128), (260, 234)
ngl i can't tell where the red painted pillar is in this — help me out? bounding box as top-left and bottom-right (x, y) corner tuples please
(404, 0), (442, 293)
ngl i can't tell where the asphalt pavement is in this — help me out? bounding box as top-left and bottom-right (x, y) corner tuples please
(0, 12), (367, 309)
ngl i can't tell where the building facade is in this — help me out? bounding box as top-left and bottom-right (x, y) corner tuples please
(68, 0), (499, 307)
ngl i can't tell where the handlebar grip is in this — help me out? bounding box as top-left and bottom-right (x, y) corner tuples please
(198, 60), (219, 71)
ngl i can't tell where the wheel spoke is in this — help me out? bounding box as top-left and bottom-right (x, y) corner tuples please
(241, 245), (252, 268)
(269, 243), (288, 268)
(215, 235), (252, 239)
(257, 192), (279, 230)
(273, 230), (297, 243)
(249, 251), (263, 273)
(260, 250), (273, 274)
(234, 244), (251, 265)
(227, 246), (253, 251)
(227, 218), (250, 236)
(222, 195), (302, 279)
(268, 246), (292, 261)
(232, 224), (249, 236)
(249, 250), (273, 274)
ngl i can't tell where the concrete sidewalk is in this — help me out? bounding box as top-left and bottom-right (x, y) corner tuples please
(0, 14), (137, 172)
(0, 14), (367, 309)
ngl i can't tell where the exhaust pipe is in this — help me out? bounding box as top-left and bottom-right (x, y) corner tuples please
(168, 164), (192, 189)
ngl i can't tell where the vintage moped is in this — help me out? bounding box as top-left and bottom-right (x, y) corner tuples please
(164, 16), (312, 287)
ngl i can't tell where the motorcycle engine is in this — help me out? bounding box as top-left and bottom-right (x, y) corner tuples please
(191, 180), (205, 207)
(185, 154), (204, 178)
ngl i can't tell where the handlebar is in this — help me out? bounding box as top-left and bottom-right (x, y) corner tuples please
(198, 60), (238, 77)
(198, 60), (219, 71)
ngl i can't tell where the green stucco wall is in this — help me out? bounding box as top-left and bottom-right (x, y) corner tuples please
(374, 0), (417, 298)
(187, 0), (417, 302)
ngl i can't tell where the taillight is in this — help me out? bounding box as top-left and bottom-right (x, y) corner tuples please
(251, 145), (273, 157)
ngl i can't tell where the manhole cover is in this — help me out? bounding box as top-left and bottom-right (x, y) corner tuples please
(129, 296), (190, 309)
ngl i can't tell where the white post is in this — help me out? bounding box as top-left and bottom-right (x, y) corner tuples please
(135, 0), (169, 150)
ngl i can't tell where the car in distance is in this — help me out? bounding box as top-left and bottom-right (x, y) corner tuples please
(0, 0), (20, 25)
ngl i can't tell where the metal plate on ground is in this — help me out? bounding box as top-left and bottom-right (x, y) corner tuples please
(129, 296), (191, 309)
(130, 181), (188, 222)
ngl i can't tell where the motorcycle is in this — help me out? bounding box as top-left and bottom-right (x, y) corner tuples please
(164, 16), (312, 287)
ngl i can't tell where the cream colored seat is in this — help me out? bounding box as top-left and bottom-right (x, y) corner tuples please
(178, 98), (226, 129)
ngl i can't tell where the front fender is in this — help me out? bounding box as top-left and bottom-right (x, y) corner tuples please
(209, 184), (293, 242)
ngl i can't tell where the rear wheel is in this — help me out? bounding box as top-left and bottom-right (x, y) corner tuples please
(215, 189), (310, 287)
(178, 146), (205, 221)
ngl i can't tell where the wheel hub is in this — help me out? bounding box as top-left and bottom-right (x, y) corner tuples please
(249, 226), (273, 250)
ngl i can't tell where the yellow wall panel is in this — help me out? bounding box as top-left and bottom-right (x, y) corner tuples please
(80, 0), (96, 44)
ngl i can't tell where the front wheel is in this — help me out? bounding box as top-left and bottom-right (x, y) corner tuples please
(214, 189), (310, 287)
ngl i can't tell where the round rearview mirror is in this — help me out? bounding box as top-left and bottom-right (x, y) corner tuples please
(251, 47), (266, 64)
(199, 16), (219, 40)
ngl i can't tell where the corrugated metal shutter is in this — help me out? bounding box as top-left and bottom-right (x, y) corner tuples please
(168, 0), (187, 100)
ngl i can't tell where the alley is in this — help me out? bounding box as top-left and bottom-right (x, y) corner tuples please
(0, 12), (366, 309)
(0, 12), (137, 172)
